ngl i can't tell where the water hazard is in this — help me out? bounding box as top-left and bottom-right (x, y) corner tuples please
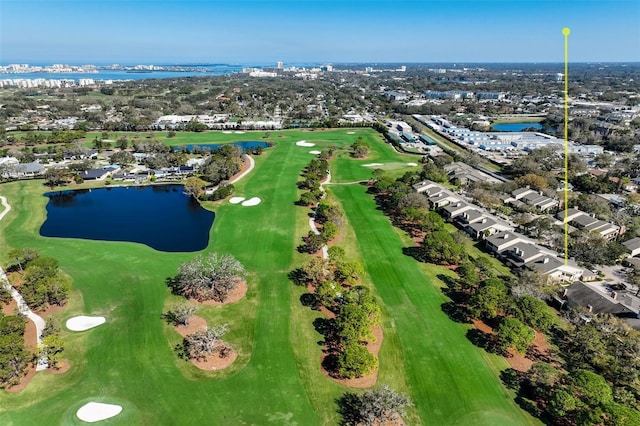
(40, 184), (214, 252)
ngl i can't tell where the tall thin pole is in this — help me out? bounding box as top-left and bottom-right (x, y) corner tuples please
(563, 27), (571, 265)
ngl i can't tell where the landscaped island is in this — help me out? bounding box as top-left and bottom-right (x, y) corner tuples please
(0, 129), (538, 425)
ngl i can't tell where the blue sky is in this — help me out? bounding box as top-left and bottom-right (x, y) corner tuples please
(1, 0), (638, 64)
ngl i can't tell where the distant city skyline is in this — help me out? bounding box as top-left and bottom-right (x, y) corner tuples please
(1, 0), (639, 64)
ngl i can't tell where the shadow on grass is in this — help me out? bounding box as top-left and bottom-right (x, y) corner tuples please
(313, 317), (334, 338)
(335, 392), (362, 426)
(401, 246), (424, 263)
(300, 293), (317, 309)
(441, 301), (470, 323)
(466, 328), (496, 353)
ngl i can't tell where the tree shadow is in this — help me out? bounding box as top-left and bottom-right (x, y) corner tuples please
(441, 301), (470, 324)
(336, 392), (362, 426)
(165, 277), (184, 297)
(466, 328), (496, 353)
(300, 293), (318, 309)
(500, 368), (523, 390)
(288, 268), (307, 286)
(313, 317), (334, 339)
(174, 340), (190, 360)
(322, 352), (339, 375)
(402, 246), (424, 263)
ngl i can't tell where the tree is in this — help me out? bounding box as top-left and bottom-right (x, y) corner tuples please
(163, 303), (198, 326)
(321, 221), (339, 242)
(109, 150), (136, 166)
(515, 173), (548, 191)
(350, 139), (370, 158)
(38, 334), (64, 369)
(495, 317), (535, 354)
(420, 230), (466, 265)
(548, 389), (577, 418)
(336, 303), (375, 344)
(514, 295), (556, 332)
(467, 284), (509, 319)
(116, 137), (129, 150)
(43, 167), (71, 188)
(315, 280), (342, 309)
(6, 247), (39, 272)
(183, 176), (207, 199)
(169, 253), (246, 302)
(355, 384), (413, 426)
(0, 334), (31, 388)
(184, 325), (230, 360)
(570, 369), (613, 407)
(337, 343), (377, 379)
(301, 231), (325, 254)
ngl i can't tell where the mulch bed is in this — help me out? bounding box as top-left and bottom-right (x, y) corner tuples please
(192, 281), (247, 306)
(321, 325), (383, 388)
(471, 318), (553, 372)
(172, 315), (237, 371)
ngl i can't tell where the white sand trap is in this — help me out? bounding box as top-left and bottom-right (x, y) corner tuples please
(229, 196), (246, 204)
(296, 140), (315, 147)
(407, 162), (418, 166)
(77, 402), (122, 423)
(222, 130), (233, 134)
(66, 316), (106, 332)
(234, 131), (246, 134)
(242, 197), (261, 206)
(363, 163), (384, 167)
(346, 131), (356, 135)
(309, 150), (322, 154)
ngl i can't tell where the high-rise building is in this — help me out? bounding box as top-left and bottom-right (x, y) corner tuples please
(277, 61), (283, 69)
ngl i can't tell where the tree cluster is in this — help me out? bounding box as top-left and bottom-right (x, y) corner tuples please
(294, 251), (379, 379)
(7, 248), (70, 310)
(0, 313), (30, 388)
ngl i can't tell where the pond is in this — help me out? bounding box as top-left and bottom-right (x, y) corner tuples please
(39, 184), (215, 252)
(491, 122), (543, 132)
(174, 141), (269, 152)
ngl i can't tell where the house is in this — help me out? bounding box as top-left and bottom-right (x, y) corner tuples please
(441, 201), (475, 220)
(555, 208), (622, 240)
(412, 180), (440, 193)
(504, 242), (547, 266)
(9, 162), (45, 178)
(485, 231), (528, 254)
(527, 256), (583, 283)
(559, 282), (640, 325)
(80, 168), (113, 181)
(623, 237), (640, 258)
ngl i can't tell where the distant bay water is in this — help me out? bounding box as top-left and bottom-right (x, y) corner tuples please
(0, 66), (243, 82)
(0, 62), (325, 82)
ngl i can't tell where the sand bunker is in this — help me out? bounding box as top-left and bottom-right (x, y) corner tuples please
(309, 150), (321, 154)
(296, 140), (315, 147)
(222, 130), (233, 134)
(234, 131), (246, 134)
(346, 131), (356, 135)
(76, 402), (122, 423)
(66, 316), (106, 332)
(363, 163), (384, 167)
(407, 162), (418, 166)
(241, 197), (261, 206)
(229, 197), (246, 204)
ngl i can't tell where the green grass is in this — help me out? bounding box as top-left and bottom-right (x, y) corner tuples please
(0, 128), (538, 425)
